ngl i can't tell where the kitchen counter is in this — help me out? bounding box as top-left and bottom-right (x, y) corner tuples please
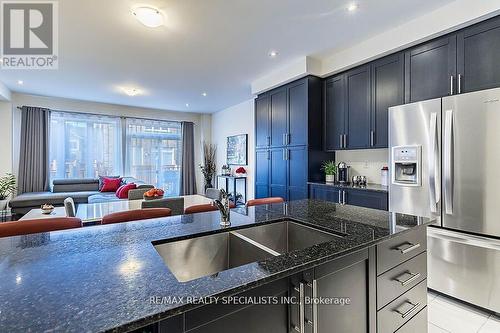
(0, 199), (430, 332)
(308, 181), (389, 192)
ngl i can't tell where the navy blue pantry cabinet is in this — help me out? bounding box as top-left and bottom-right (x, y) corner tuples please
(255, 149), (270, 199)
(254, 76), (333, 200)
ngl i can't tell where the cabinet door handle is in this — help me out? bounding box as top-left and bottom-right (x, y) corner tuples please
(344, 134), (347, 148)
(458, 74), (462, 94)
(450, 75), (454, 95)
(394, 301), (420, 318)
(312, 279), (318, 333)
(287, 149), (290, 161)
(287, 133), (291, 145)
(267, 150), (270, 160)
(339, 134), (343, 148)
(299, 281), (306, 333)
(394, 271), (421, 286)
(370, 130), (375, 147)
(282, 148), (286, 160)
(266, 136), (270, 146)
(394, 242), (421, 254)
(342, 190), (346, 205)
(338, 191), (341, 203)
(283, 133), (287, 145)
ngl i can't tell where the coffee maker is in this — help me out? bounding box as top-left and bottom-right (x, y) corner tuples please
(337, 162), (350, 184)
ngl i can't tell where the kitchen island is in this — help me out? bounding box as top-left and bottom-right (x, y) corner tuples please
(0, 200), (431, 332)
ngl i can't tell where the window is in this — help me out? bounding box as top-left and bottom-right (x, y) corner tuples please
(125, 118), (182, 197)
(49, 112), (122, 180)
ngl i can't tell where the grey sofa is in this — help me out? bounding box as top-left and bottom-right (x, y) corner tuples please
(10, 177), (153, 215)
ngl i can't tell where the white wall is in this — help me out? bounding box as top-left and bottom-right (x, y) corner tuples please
(335, 149), (389, 185)
(10, 93), (211, 194)
(0, 101), (13, 176)
(211, 99), (255, 200)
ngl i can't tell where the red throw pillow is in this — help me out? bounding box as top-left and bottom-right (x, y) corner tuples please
(100, 177), (122, 192)
(115, 183), (137, 199)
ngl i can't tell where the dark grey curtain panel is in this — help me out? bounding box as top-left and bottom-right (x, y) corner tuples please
(18, 106), (50, 194)
(180, 121), (196, 195)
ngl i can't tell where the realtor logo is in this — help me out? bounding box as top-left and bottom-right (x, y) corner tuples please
(1, 1), (58, 69)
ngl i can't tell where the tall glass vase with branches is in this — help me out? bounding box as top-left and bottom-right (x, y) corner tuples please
(200, 142), (217, 192)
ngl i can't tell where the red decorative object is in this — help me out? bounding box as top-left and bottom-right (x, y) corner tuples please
(100, 177), (122, 192)
(116, 183), (137, 199)
(143, 188), (165, 200)
(235, 167), (246, 174)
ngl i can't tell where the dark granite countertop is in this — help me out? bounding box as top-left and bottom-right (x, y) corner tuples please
(308, 181), (389, 193)
(0, 199), (430, 332)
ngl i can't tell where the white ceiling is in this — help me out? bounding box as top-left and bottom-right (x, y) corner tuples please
(0, 0), (456, 113)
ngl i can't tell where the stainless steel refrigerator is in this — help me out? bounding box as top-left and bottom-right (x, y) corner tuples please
(389, 87), (500, 314)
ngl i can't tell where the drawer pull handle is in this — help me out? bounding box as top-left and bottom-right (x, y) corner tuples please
(394, 301), (420, 318)
(293, 325), (301, 332)
(394, 272), (421, 286)
(395, 242), (421, 254)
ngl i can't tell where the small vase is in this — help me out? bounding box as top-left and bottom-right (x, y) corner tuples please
(204, 180), (214, 191)
(325, 174), (335, 183)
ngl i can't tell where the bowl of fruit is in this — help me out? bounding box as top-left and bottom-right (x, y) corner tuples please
(41, 204), (55, 214)
(143, 188), (165, 200)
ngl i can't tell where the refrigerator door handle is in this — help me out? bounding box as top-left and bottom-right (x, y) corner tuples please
(444, 109), (454, 215)
(429, 112), (440, 213)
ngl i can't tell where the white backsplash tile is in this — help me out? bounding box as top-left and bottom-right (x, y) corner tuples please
(335, 149), (389, 184)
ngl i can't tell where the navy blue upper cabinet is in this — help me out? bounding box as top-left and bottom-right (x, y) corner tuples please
(288, 81), (308, 146)
(457, 16), (500, 93)
(255, 95), (270, 148)
(370, 53), (404, 148)
(345, 65), (371, 149)
(270, 88), (288, 147)
(324, 75), (345, 151)
(404, 35), (457, 103)
(255, 149), (270, 199)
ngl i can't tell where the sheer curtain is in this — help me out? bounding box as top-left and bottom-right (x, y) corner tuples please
(49, 112), (122, 181)
(124, 118), (182, 197)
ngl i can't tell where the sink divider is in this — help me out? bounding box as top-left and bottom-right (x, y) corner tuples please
(230, 231), (282, 257)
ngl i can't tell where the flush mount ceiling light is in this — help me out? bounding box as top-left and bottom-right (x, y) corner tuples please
(268, 50), (278, 58)
(185, 103), (190, 107)
(122, 87), (141, 96)
(201, 92), (207, 97)
(132, 6), (164, 28)
(17, 80), (23, 85)
(347, 3), (359, 11)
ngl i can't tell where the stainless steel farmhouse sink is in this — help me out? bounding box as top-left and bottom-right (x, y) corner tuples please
(154, 220), (341, 282)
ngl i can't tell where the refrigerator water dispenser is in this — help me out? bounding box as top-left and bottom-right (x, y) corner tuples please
(392, 146), (421, 186)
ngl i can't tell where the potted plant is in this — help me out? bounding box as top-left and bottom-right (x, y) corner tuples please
(0, 173), (16, 211)
(200, 142), (217, 191)
(321, 161), (337, 183)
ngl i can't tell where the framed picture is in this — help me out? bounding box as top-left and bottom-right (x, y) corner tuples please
(227, 134), (248, 165)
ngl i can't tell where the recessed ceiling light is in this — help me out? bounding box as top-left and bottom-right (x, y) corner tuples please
(17, 80), (23, 85)
(347, 3), (358, 11)
(132, 6), (164, 28)
(185, 103), (190, 107)
(268, 50), (278, 58)
(201, 92), (207, 97)
(121, 87), (141, 96)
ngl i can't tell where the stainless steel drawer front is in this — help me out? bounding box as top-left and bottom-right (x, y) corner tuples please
(377, 252), (427, 310)
(377, 280), (427, 333)
(377, 226), (427, 275)
(428, 227), (500, 313)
